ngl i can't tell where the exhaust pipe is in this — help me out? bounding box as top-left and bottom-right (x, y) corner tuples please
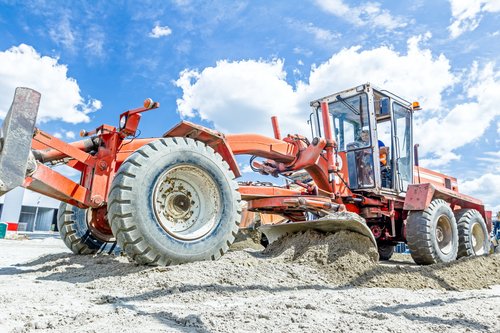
(0, 87), (40, 196)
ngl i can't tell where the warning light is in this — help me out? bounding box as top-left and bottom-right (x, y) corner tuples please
(412, 101), (421, 111)
(144, 98), (155, 109)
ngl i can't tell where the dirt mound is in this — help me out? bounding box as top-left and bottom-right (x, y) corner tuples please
(263, 230), (379, 285)
(264, 229), (378, 262)
(352, 254), (500, 290)
(260, 230), (500, 291)
(229, 229), (265, 252)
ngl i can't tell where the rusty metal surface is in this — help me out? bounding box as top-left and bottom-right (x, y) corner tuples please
(0, 87), (40, 196)
(259, 212), (377, 248)
(88, 207), (114, 242)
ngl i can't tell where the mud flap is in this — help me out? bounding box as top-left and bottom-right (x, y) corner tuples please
(259, 212), (377, 249)
(0, 88), (40, 196)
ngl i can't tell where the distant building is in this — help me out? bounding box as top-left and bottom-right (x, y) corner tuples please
(0, 187), (60, 232)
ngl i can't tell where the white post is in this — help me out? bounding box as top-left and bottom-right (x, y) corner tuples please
(32, 197), (41, 232)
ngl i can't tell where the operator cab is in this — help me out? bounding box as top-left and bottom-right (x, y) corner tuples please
(309, 83), (414, 196)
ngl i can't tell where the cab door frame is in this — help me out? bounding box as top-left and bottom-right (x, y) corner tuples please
(391, 101), (414, 193)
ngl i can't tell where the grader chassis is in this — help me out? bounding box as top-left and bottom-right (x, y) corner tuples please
(0, 85), (491, 265)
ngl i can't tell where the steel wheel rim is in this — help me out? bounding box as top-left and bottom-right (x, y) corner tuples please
(435, 214), (452, 255)
(152, 164), (222, 241)
(471, 222), (485, 255)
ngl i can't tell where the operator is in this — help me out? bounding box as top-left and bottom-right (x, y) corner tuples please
(365, 131), (391, 188)
(379, 141), (391, 188)
(354, 130), (374, 186)
(360, 129), (386, 152)
(353, 130), (390, 187)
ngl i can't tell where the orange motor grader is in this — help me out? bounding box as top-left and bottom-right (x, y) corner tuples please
(0, 84), (491, 265)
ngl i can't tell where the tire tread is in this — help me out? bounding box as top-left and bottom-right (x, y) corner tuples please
(109, 138), (241, 266)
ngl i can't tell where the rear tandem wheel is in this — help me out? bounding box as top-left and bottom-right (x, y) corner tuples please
(406, 199), (458, 265)
(455, 209), (489, 258)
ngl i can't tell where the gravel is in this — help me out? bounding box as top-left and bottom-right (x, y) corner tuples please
(0, 233), (499, 333)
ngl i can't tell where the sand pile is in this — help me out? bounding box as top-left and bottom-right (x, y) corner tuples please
(229, 229), (265, 252)
(260, 229), (500, 291)
(352, 254), (500, 290)
(263, 230), (379, 286)
(2, 237), (499, 333)
(11, 230), (499, 292)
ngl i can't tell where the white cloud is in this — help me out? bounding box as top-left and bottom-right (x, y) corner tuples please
(92, 99), (102, 110)
(85, 25), (106, 59)
(315, 0), (408, 30)
(0, 44), (101, 123)
(172, 0), (192, 10)
(175, 59), (297, 135)
(296, 33), (454, 113)
(460, 173), (500, 213)
(448, 0), (500, 38)
(48, 15), (76, 51)
(477, 151), (500, 165)
(175, 33), (454, 138)
(149, 25), (172, 38)
(52, 129), (76, 140)
(293, 47), (313, 57)
(415, 61), (500, 157)
(241, 164), (253, 174)
(420, 152), (461, 168)
(65, 131), (75, 139)
(302, 23), (340, 42)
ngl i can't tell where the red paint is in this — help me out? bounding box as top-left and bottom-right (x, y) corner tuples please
(7, 222), (18, 231)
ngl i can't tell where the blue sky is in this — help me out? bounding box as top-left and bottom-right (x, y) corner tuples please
(0, 0), (499, 212)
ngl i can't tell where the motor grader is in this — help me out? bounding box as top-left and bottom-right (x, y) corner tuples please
(0, 84), (491, 265)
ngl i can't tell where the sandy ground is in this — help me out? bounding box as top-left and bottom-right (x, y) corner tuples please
(0, 233), (499, 333)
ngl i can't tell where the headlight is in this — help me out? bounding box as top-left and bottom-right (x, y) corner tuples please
(119, 115), (127, 129)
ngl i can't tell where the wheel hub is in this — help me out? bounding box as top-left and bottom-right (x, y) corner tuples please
(152, 164), (222, 241)
(471, 222), (485, 255)
(436, 227), (444, 242)
(87, 207), (115, 242)
(435, 214), (452, 255)
(164, 190), (194, 222)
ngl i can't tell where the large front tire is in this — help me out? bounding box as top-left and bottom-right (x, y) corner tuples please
(406, 199), (458, 265)
(108, 138), (241, 266)
(455, 209), (489, 258)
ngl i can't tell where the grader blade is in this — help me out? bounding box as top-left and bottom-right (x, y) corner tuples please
(259, 212), (377, 248)
(0, 87), (40, 196)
